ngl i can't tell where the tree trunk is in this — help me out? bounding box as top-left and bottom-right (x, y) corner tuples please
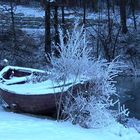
(131, 0), (137, 30)
(54, 1), (59, 46)
(61, 0), (65, 26)
(10, 0), (17, 47)
(119, 0), (128, 34)
(112, 0), (115, 13)
(106, 0), (112, 41)
(54, 1), (60, 57)
(61, 0), (67, 44)
(92, 0), (98, 12)
(83, 0), (86, 24)
(45, 1), (51, 62)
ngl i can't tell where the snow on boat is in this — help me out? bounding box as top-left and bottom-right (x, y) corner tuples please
(0, 66), (88, 117)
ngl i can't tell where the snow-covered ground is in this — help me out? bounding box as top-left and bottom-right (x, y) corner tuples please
(15, 5), (45, 17)
(0, 107), (140, 140)
(14, 5), (140, 24)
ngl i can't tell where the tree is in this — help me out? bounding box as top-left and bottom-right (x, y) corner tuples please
(111, 0), (115, 13)
(106, 0), (112, 41)
(53, 0), (61, 57)
(45, 0), (51, 62)
(61, 0), (65, 26)
(130, 0), (137, 30)
(83, 0), (86, 24)
(92, 0), (98, 12)
(119, 0), (128, 34)
(9, 0), (17, 47)
(54, 0), (59, 46)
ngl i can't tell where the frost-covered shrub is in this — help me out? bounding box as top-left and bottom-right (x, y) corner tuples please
(50, 24), (91, 82)
(50, 24), (128, 128)
(63, 92), (116, 128)
(62, 68), (129, 128)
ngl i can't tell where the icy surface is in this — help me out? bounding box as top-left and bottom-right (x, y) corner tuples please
(0, 107), (139, 140)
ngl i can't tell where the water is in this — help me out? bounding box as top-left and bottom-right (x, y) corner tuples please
(116, 76), (140, 119)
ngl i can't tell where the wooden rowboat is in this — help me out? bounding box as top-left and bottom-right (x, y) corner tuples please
(0, 66), (65, 117)
(0, 66), (88, 117)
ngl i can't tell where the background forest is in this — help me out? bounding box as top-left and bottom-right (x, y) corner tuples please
(0, 0), (139, 73)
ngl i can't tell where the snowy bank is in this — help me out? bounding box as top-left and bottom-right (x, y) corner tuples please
(0, 107), (140, 140)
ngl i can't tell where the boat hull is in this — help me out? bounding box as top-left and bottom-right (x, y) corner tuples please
(0, 89), (63, 117)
